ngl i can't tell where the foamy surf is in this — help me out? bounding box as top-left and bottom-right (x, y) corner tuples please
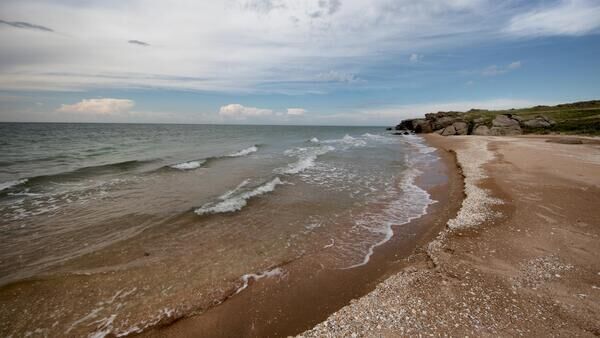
(0, 179), (28, 192)
(195, 177), (285, 215)
(278, 145), (335, 175)
(227, 145), (258, 157)
(341, 137), (437, 270)
(169, 160), (205, 170)
(235, 267), (285, 294)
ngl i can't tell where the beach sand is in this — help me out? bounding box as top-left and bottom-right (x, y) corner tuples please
(299, 135), (600, 337)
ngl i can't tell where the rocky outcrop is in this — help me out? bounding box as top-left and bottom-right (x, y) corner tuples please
(523, 115), (556, 129)
(453, 122), (468, 135)
(394, 110), (555, 137)
(472, 125), (490, 136)
(489, 115), (522, 136)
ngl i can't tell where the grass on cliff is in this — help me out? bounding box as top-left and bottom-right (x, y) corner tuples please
(460, 100), (600, 135)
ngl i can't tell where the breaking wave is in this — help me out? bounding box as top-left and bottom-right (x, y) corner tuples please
(169, 160), (205, 170)
(0, 179), (28, 192)
(195, 177), (284, 215)
(227, 145), (258, 157)
(277, 145), (335, 175)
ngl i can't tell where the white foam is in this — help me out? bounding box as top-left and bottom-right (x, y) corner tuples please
(227, 145), (258, 157)
(279, 145), (335, 175)
(169, 160), (205, 170)
(235, 267), (285, 294)
(195, 177), (284, 215)
(0, 178), (28, 191)
(309, 137), (320, 143)
(341, 136), (437, 270)
(218, 179), (251, 200)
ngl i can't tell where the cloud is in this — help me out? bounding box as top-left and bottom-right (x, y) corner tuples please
(0, 1), (596, 94)
(128, 40), (150, 46)
(316, 71), (361, 83)
(505, 0), (600, 37)
(218, 104), (273, 119)
(482, 60), (521, 76)
(409, 53), (422, 63)
(244, 0), (286, 13)
(0, 19), (53, 32)
(286, 108), (306, 116)
(57, 98), (135, 115)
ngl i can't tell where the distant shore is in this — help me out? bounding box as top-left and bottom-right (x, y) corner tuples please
(300, 134), (600, 337)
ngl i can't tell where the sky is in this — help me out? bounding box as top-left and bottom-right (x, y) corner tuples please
(0, 0), (599, 126)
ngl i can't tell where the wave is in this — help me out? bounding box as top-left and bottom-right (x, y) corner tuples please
(235, 267), (285, 294)
(166, 145), (260, 171)
(321, 134), (367, 148)
(169, 160), (205, 170)
(195, 177), (284, 215)
(0, 179), (28, 192)
(3, 160), (154, 190)
(341, 136), (436, 270)
(227, 145), (258, 157)
(278, 145), (335, 175)
(309, 137), (320, 143)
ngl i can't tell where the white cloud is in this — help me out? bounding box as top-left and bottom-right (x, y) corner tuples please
(482, 60), (521, 76)
(316, 71), (361, 83)
(409, 53), (422, 63)
(505, 0), (600, 37)
(218, 104), (273, 119)
(507, 61), (521, 70)
(56, 98), (134, 115)
(0, 0), (517, 93)
(286, 108), (306, 116)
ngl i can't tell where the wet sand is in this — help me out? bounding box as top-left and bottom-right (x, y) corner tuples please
(300, 134), (600, 337)
(140, 138), (465, 337)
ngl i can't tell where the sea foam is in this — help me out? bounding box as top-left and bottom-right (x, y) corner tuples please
(0, 179), (28, 192)
(235, 267), (285, 294)
(278, 145), (335, 175)
(227, 145), (258, 157)
(169, 160), (205, 170)
(195, 177), (284, 215)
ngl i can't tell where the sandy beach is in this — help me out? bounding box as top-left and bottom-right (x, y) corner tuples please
(300, 134), (600, 337)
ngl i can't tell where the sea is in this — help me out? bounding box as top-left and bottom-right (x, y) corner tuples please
(0, 123), (437, 337)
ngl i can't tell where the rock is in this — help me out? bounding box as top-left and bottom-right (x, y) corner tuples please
(441, 125), (456, 136)
(434, 129), (444, 135)
(490, 115), (522, 135)
(386, 127), (392, 131)
(472, 125), (490, 136)
(412, 119), (433, 133)
(511, 115), (524, 122)
(432, 116), (458, 130)
(492, 114), (520, 128)
(523, 115), (556, 129)
(453, 121), (468, 135)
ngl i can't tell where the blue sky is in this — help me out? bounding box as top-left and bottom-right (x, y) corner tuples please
(0, 0), (599, 125)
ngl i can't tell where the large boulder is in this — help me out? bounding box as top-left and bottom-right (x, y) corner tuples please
(441, 125), (456, 136)
(472, 125), (490, 136)
(412, 119), (433, 133)
(523, 115), (556, 129)
(490, 115), (522, 135)
(453, 121), (468, 135)
(432, 116), (458, 130)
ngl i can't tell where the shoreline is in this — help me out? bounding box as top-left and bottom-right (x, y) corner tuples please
(300, 134), (600, 336)
(139, 137), (465, 337)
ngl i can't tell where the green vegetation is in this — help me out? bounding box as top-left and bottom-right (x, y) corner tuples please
(456, 100), (600, 135)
